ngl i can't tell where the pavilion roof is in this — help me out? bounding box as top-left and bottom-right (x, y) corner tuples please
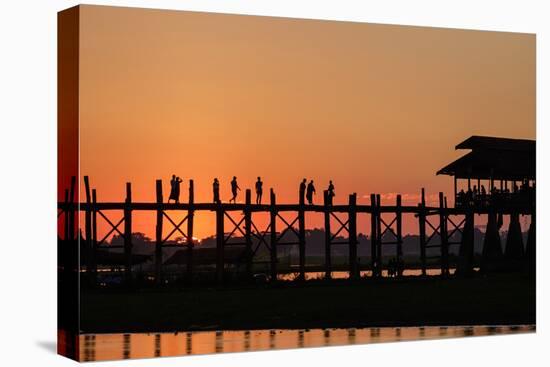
(437, 136), (535, 180)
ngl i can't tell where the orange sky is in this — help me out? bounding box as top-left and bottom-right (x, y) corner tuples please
(75, 5), (535, 239)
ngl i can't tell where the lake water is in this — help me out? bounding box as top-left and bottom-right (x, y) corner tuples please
(79, 325), (534, 361)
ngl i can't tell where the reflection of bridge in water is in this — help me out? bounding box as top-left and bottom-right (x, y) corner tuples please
(74, 325), (536, 361)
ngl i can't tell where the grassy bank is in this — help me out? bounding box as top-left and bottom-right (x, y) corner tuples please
(80, 274), (535, 333)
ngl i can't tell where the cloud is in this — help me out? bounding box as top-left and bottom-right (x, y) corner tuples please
(362, 192), (441, 205)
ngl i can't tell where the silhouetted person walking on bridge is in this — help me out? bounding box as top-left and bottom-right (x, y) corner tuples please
(255, 177), (263, 204)
(299, 179), (307, 204)
(213, 178), (220, 204)
(168, 175), (183, 203)
(306, 180), (316, 205)
(327, 180), (335, 205)
(230, 176), (241, 204)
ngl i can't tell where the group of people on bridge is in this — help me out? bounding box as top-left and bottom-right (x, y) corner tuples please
(167, 175), (337, 205)
(456, 179), (535, 208)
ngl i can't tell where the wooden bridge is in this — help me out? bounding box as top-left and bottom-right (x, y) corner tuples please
(58, 176), (535, 286)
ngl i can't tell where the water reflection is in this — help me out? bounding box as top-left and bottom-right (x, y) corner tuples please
(82, 335), (95, 362)
(122, 334), (131, 359)
(323, 329), (330, 346)
(348, 328), (356, 344)
(79, 325), (535, 361)
(154, 334), (161, 357)
(276, 267), (475, 281)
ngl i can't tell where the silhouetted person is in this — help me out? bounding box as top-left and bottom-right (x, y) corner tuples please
(520, 180), (528, 193)
(230, 176), (240, 203)
(299, 179), (307, 204)
(480, 185), (487, 206)
(466, 188), (473, 206)
(306, 180), (316, 205)
(327, 180), (335, 205)
(457, 189), (466, 206)
(168, 175), (176, 201)
(213, 178), (220, 204)
(255, 177), (263, 204)
(168, 175), (183, 203)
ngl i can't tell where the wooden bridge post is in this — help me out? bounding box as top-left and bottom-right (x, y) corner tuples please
(269, 189), (277, 282)
(504, 212), (524, 262)
(376, 194), (382, 276)
(418, 188), (427, 276)
(457, 207), (474, 276)
(348, 193), (358, 279)
(186, 180), (195, 282)
(525, 211), (535, 275)
(370, 194), (378, 277)
(68, 176), (76, 241)
(124, 182), (133, 283)
(439, 192), (449, 276)
(216, 198), (225, 284)
(244, 189), (253, 278)
(91, 189), (98, 281)
(83, 176), (93, 281)
(298, 189), (306, 281)
(63, 189), (69, 241)
(324, 190), (332, 279)
(155, 180), (163, 285)
(481, 210), (503, 273)
(396, 194), (403, 260)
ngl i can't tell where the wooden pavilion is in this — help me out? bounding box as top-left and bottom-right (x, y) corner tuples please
(437, 135), (535, 209)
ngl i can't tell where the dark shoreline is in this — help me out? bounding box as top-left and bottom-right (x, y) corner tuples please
(80, 274), (535, 334)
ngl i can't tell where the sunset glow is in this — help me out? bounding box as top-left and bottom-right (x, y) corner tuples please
(70, 5), (535, 239)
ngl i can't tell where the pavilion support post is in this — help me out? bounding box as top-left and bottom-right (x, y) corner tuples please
(457, 208), (474, 276)
(216, 200), (225, 285)
(481, 210), (503, 273)
(418, 188), (427, 276)
(83, 176), (93, 282)
(348, 193), (358, 280)
(269, 189), (277, 282)
(324, 190), (332, 279)
(370, 194), (378, 277)
(504, 212), (524, 267)
(155, 180), (163, 285)
(124, 182), (133, 284)
(376, 194), (382, 276)
(439, 192), (449, 276)
(298, 191), (306, 281)
(186, 180), (195, 283)
(244, 189), (253, 279)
